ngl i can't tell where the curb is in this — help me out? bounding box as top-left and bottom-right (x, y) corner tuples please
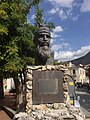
(2, 106), (16, 119)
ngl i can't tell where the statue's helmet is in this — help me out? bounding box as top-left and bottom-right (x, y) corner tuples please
(34, 23), (51, 43)
(38, 26), (50, 36)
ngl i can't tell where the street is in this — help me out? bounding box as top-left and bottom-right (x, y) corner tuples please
(76, 88), (90, 118)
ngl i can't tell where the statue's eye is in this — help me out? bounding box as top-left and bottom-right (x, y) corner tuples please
(46, 35), (50, 38)
(39, 34), (51, 39)
(39, 34), (44, 38)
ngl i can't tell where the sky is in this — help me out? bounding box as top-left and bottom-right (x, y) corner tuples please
(27, 0), (90, 62)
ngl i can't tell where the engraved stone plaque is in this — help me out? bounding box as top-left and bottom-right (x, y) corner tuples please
(38, 79), (58, 94)
(33, 70), (64, 104)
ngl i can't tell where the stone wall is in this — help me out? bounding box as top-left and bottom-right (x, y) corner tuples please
(25, 65), (69, 113)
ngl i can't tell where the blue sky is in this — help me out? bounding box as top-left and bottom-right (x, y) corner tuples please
(27, 0), (90, 61)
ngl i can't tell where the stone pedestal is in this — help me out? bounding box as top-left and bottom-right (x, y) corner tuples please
(25, 65), (69, 113)
(13, 65), (86, 120)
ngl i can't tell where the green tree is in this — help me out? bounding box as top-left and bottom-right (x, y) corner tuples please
(0, 0), (54, 108)
(0, 0), (41, 105)
(0, 0), (42, 75)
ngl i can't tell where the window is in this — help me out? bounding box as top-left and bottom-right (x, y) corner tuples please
(73, 69), (75, 74)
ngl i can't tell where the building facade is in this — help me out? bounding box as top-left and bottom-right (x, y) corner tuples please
(66, 62), (87, 84)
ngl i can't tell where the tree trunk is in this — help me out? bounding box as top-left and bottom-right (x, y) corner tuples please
(13, 74), (26, 112)
(0, 77), (4, 98)
(13, 75), (20, 110)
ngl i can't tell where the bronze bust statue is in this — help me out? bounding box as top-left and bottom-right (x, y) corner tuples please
(34, 23), (51, 65)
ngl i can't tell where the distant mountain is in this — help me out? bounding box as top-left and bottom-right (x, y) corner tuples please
(70, 52), (90, 65)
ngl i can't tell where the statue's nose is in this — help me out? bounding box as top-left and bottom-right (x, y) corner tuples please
(44, 35), (48, 40)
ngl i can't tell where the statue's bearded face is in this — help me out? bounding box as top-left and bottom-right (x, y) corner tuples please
(36, 33), (51, 60)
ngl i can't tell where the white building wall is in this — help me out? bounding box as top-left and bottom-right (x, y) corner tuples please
(66, 63), (86, 84)
(6, 78), (15, 92)
(78, 67), (86, 84)
(71, 67), (86, 84)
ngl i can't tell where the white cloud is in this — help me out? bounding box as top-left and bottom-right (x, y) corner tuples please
(80, 0), (90, 12)
(54, 51), (73, 61)
(51, 44), (63, 51)
(53, 26), (63, 33)
(31, 14), (35, 20)
(73, 46), (90, 57)
(51, 42), (70, 51)
(49, 8), (59, 14)
(51, 26), (63, 44)
(72, 15), (79, 21)
(51, 33), (61, 39)
(27, 17), (31, 23)
(58, 9), (72, 20)
(48, 0), (74, 8)
(48, 4), (74, 20)
(54, 45), (90, 61)
(50, 33), (61, 44)
(66, 9), (72, 16)
(59, 9), (68, 20)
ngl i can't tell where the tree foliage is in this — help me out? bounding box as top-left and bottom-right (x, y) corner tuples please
(0, 0), (54, 78)
(0, 0), (42, 77)
(0, 0), (55, 102)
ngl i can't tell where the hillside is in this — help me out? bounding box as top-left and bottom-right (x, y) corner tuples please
(70, 52), (90, 65)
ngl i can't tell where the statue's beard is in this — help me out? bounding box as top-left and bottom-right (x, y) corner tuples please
(36, 45), (50, 60)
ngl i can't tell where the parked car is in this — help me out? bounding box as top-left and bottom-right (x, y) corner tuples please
(75, 82), (83, 88)
(86, 84), (90, 93)
(83, 83), (90, 93)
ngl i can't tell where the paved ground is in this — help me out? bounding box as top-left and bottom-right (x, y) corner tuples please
(0, 92), (16, 110)
(0, 109), (11, 120)
(0, 92), (16, 120)
(76, 88), (90, 119)
(0, 90), (90, 120)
